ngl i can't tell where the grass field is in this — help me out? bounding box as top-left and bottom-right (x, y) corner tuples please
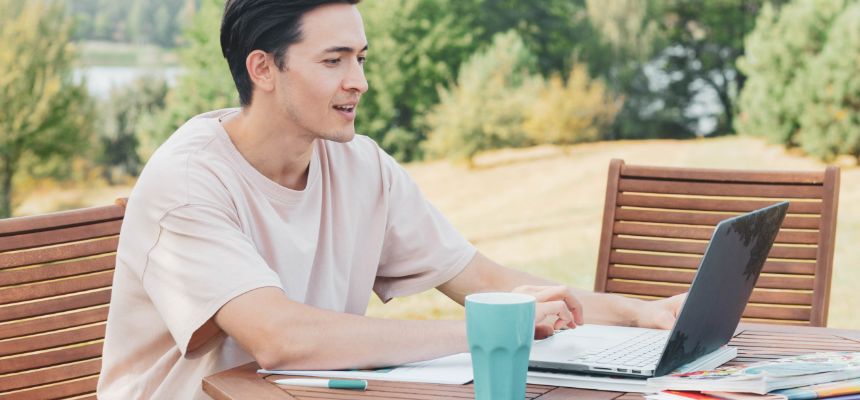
(17, 136), (860, 328)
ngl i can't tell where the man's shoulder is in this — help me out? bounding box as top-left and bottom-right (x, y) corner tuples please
(132, 110), (242, 212)
(153, 110), (232, 160)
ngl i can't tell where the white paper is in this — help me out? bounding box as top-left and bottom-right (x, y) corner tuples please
(258, 352), (473, 385)
(258, 345), (736, 390)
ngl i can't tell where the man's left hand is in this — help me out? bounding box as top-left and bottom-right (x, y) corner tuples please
(631, 293), (687, 329)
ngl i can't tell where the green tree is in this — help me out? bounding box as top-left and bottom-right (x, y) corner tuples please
(423, 31), (539, 165)
(137, 0), (236, 161)
(357, 0), (476, 161)
(736, 0), (845, 146)
(456, 0), (595, 76)
(358, 0), (603, 161)
(794, 2), (860, 161)
(584, 0), (674, 139)
(67, 0), (187, 47)
(98, 77), (169, 183)
(0, 0), (94, 217)
(586, 0), (775, 139)
(586, 0), (662, 63)
(656, 0), (776, 136)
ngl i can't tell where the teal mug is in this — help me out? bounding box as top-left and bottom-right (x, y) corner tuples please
(466, 292), (536, 400)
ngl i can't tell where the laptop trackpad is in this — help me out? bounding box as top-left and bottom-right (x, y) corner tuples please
(530, 325), (657, 362)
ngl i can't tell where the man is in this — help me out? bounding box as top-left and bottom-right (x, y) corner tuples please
(97, 1), (684, 398)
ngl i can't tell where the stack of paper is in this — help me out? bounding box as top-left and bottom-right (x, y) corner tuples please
(647, 352), (860, 395)
(647, 377), (860, 399)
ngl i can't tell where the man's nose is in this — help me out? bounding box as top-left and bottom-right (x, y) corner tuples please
(343, 59), (368, 94)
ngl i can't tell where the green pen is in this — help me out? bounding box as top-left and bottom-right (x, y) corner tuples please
(273, 378), (368, 390)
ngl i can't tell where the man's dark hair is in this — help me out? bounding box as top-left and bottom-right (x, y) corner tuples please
(221, 0), (361, 106)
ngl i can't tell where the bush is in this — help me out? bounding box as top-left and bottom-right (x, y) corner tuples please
(736, 0), (846, 146)
(794, 3), (860, 160)
(423, 31), (540, 165)
(523, 64), (622, 145)
(737, 0), (860, 162)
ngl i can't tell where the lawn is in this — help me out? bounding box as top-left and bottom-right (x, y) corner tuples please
(16, 136), (859, 328)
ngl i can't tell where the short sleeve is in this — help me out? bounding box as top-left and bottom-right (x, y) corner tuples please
(141, 204), (283, 355)
(373, 151), (477, 302)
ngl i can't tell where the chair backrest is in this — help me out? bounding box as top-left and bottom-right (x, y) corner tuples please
(594, 159), (839, 327)
(0, 199), (125, 400)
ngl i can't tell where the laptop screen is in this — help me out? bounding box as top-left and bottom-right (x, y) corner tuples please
(653, 201), (789, 376)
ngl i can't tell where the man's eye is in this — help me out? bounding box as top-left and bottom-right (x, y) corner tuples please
(324, 58), (341, 65)
(358, 56), (367, 65)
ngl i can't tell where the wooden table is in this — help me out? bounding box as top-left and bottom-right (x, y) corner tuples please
(203, 324), (860, 400)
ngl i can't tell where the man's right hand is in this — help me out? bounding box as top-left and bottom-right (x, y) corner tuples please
(512, 285), (584, 339)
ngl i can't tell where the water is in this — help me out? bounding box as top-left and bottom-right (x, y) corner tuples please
(73, 66), (184, 100)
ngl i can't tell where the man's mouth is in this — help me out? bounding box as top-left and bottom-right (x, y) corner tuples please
(333, 104), (356, 112)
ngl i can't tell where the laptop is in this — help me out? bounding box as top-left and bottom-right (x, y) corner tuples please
(529, 201), (789, 378)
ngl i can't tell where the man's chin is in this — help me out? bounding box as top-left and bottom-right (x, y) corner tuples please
(323, 130), (356, 143)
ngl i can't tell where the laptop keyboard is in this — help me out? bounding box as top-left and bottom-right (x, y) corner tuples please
(575, 330), (669, 367)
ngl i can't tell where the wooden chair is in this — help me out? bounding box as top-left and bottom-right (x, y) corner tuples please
(594, 159), (839, 327)
(0, 199), (126, 400)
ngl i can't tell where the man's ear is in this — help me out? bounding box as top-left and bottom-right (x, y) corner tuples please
(246, 50), (276, 93)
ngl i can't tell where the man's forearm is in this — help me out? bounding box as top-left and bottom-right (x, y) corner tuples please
(216, 287), (468, 371)
(264, 309), (467, 370)
(439, 252), (639, 326)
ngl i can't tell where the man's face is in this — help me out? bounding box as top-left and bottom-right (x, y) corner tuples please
(272, 3), (368, 143)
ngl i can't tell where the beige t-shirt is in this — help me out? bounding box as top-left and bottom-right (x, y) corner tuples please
(97, 109), (476, 399)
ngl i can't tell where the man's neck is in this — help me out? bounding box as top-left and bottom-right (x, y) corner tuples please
(221, 106), (315, 191)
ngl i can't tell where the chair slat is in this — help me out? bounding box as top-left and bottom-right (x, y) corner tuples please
(0, 289), (111, 323)
(613, 222), (818, 245)
(612, 237), (818, 260)
(0, 323), (105, 357)
(744, 305), (811, 322)
(0, 375), (98, 400)
(65, 395), (97, 400)
(605, 280), (814, 306)
(0, 359), (100, 392)
(618, 178), (824, 199)
(748, 289), (814, 305)
(0, 220), (122, 253)
(605, 280), (688, 297)
(617, 193), (823, 214)
(615, 208), (820, 229)
(0, 271), (113, 304)
(0, 255), (115, 286)
(619, 165), (826, 184)
(739, 318), (810, 326)
(0, 306), (108, 340)
(0, 203), (123, 236)
(0, 342), (102, 375)
(0, 237), (118, 270)
(609, 251), (816, 274)
(607, 266), (815, 290)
